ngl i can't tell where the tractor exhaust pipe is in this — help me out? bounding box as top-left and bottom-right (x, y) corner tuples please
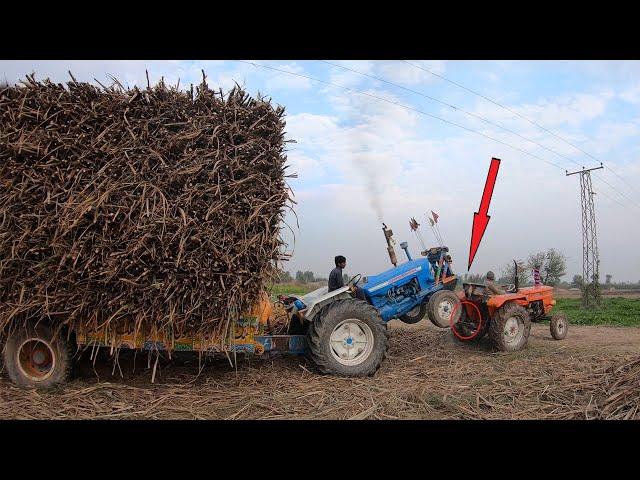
(513, 259), (519, 292)
(382, 223), (397, 266)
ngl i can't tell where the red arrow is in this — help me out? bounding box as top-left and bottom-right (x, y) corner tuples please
(468, 157), (501, 270)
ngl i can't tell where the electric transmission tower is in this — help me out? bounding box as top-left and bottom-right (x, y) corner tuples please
(566, 164), (603, 308)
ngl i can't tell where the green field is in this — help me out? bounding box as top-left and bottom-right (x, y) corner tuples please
(553, 297), (640, 327)
(270, 283), (640, 327)
(269, 283), (316, 297)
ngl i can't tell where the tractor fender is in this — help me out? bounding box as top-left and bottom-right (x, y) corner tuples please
(295, 286), (353, 321)
(486, 293), (528, 310)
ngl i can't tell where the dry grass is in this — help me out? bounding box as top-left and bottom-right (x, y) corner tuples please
(1, 324), (637, 420)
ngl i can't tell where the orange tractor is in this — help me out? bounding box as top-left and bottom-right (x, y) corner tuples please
(450, 262), (568, 351)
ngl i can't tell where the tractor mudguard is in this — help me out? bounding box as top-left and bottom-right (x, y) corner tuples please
(294, 286), (353, 321)
(486, 293), (528, 310)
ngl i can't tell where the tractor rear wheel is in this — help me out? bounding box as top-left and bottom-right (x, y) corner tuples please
(3, 320), (74, 389)
(306, 299), (389, 377)
(427, 290), (461, 328)
(399, 303), (427, 324)
(489, 303), (531, 352)
(550, 313), (569, 340)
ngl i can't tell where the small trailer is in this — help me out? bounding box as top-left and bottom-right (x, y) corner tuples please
(1, 292), (311, 389)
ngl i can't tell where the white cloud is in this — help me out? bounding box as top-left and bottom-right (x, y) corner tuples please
(264, 63), (312, 91)
(327, 60), (375, 88)
(376, 60), (446, 85)
(620, 84), (640, 104)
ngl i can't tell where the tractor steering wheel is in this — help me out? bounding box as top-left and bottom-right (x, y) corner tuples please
(501, 284), (516, 293)
(347, 273), (362, 287)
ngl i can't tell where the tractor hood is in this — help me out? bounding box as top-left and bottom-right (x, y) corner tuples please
(360, 258), (434, 297)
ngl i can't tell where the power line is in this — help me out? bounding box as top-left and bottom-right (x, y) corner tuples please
(596, 175), (640, 208)
(239, 60), (565, 171)
(323, 60), (584, 170)
(402, 60), (640, 198)
(240, 60), (637, 209)
(324, 60), (640, 210)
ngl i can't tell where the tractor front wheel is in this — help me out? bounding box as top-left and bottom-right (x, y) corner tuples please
(399, 303), (427, 324)
(307, 299), (389, 377)
(427, 290), (462, 328)
(550, 313), (569, 340)
(489, 303), (531, 352)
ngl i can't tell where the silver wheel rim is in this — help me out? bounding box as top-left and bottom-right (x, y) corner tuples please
(503, 316), (524, 346)
(555, 319), (565, 334)
(330, 319), (375, 366)
(437, 299), (454, 322)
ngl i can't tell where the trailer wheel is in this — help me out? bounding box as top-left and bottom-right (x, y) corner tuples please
(399, 304), (427, 324)
(307, 299), (389, 377)
(489, 303), (531, 352)
(3, 321), (73, 389)
(427, 290), (461, 328)
(550, 313), (568, 340)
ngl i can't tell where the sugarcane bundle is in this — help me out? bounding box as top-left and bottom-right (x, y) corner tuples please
(0, 74), (292, 349)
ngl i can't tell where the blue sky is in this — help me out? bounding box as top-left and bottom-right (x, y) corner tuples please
(2, 60), (639, 281)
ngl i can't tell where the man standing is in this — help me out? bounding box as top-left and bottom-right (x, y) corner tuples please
(328, 255), (346, 292)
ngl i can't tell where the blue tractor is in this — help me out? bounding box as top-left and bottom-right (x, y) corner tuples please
(281, 224), (461, 377)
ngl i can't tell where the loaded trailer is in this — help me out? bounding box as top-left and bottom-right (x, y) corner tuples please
(2, 224), (461, 388)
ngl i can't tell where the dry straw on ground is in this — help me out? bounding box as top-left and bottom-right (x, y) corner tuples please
(0, 74), (292, 348)
(1, 327), (637, 420)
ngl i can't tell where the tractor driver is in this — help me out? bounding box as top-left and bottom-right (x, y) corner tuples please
(485, 271), (506, 295)
(328, 255), (347, 292)
(329, 255), (366, 300)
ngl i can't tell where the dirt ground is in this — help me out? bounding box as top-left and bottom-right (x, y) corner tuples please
(1, 320), (639, 420)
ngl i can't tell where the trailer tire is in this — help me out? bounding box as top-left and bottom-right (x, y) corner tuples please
(399, 303), (427, 324)
(306, 299), (389, 377)
(427, 290), (461, 328)
(550, 313), (568, 340)
(489, 303), (531, 352)
(3, 320), (74, 389)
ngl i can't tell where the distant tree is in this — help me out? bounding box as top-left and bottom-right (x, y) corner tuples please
(274, 269), (292, 283)
(571, 275), (584, 288)
(303, 271), (315, 284)
(605, 274), (612, 285)
(526, 248), (567, 286)
(499, 260), (530, 286)
(295, 271), (305, 284)
(463, 273), (485, 283)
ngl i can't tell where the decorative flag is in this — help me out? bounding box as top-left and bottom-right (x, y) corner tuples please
(428, 217), (434, 226)
(409, 217), (420, 231)
(431, 210), (439, 223)
(533, 268), (541, 286)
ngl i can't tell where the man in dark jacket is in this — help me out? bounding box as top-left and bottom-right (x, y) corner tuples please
(328, 255), (346, 292)
(485, 270), (506, 295)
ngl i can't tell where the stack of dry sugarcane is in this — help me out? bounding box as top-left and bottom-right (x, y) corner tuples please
(0, 74), (292, 348)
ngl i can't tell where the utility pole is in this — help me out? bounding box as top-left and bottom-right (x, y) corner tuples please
(566, 163), (603, 308)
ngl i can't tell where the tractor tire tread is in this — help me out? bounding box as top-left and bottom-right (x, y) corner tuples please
(489, 302), (531, 352)
(427, 290), (462, 328)
(550, 313), (569, 340)
(306, 299), (389, 377)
